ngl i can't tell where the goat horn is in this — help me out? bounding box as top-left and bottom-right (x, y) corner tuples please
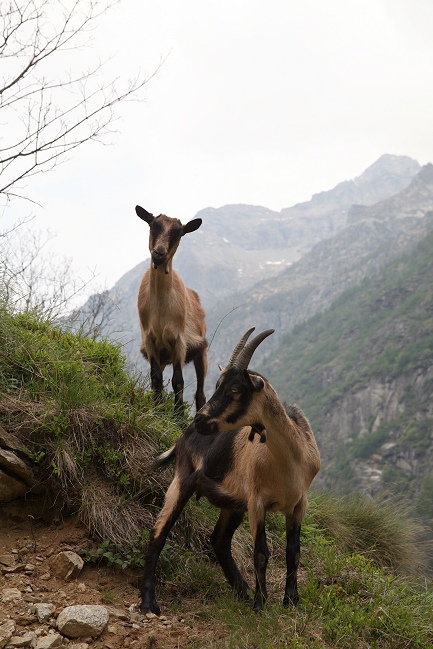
(231, 329), (275, 370)
(226, 327), (256, 368)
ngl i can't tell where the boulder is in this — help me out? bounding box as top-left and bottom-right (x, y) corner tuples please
(0, 449), (34, 484)
(0, 468), (27, 503)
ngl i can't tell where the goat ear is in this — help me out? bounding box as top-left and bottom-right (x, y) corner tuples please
(182, 218), (202, 235)
(244, 370), (264, 392)
(136, 205), (154, 225)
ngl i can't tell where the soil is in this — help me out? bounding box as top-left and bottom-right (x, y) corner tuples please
(0, 501), (226, 649)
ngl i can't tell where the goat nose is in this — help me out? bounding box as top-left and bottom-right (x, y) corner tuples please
(152, 248), (166, 266)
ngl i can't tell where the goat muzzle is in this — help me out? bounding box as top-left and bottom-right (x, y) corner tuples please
(151, 251), (167, 268)
(194, 413), (218, 435)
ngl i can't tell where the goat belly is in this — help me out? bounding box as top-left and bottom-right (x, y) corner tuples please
(196, 472), (246, 511)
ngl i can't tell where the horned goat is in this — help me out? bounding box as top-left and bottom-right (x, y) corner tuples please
(135, 205), (208, 411)
(139, 327), (320, 614)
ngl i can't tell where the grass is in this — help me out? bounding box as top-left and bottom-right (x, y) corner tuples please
(1, 304), (433, 647)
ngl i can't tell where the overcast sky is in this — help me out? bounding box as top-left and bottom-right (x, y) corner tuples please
(4, 0), (433, 293)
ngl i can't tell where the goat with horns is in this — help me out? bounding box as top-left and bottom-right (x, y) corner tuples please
(139, 327), (320, 614)
(135, 205), (208, 412)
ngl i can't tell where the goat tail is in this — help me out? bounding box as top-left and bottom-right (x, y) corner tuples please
(152, 445), (176, 470)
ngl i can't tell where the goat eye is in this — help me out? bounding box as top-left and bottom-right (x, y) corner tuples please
(230, 387), (239, 394)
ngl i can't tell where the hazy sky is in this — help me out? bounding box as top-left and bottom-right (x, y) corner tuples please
(4, 0), (433, 293)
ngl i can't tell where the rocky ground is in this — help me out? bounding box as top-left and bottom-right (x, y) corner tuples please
(0, 502), (225, 649)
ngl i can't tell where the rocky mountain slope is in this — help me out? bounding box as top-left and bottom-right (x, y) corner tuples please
(263, 229), (433, 510)
(205, 162), (433, 388)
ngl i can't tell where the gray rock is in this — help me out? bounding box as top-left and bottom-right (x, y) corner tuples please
(33, 634), (63, 649)
(57, 605), (109, 638)
(8, 632), (36, 647)
(34, 603), (56, 623)
(1, 587), (22, 602)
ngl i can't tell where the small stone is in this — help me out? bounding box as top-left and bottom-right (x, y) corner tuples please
(40, 573), (51, 581)
(0, 620), (16, 649)
(35, 603), (56, 623)
(34, 634), (63, 649)
(49, 552), (83, 581)
(0, 553), (16, 567)
(1, 587), (22, 602)
(8, 632), (36, 647)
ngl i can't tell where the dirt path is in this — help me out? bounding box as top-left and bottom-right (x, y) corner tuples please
(0, 503), (226, 649)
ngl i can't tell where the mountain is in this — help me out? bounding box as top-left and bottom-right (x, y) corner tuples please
(70, 154), (421, 388)
(204, 162), (433, 388)
(262, 228), (433, 515)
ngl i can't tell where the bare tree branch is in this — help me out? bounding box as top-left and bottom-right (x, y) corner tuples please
(0, 0), (161, 202)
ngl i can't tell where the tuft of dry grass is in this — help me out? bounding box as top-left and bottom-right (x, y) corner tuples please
(309, 490), (431, 575)
(80, 477), (154, 547)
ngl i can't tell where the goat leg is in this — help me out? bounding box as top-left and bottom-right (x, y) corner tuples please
(193, 347), (207, 411)
(210, 509), (252, 603)
(283, 514), (301, 607)
(252, 520), (269, 612)
(140, 471), (197, 614)
(172, 361), (184, 414)
(150, 357), (163, 404)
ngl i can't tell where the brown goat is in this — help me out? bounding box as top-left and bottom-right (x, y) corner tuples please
(136, 205), (208, 411)
(139, 328), (320, 614)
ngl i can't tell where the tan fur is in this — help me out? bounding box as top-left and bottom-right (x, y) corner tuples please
(153, 474), (180, 538)
(198, 375), (320, 533)
(137, 211), (208, 406)
(138, 266), (206, 368)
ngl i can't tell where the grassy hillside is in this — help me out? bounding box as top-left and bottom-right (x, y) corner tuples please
(263, 229), (433, 507)
(1, 306), (433, 647)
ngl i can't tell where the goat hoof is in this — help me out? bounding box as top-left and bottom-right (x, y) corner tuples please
(139, 600), (161, 616)
(283, 594), (299, 607)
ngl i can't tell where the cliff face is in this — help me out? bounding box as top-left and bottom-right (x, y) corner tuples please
(263, 229), (433, 509)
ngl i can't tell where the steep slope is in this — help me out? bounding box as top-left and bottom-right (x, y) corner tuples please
(262, 229), (433, 512)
